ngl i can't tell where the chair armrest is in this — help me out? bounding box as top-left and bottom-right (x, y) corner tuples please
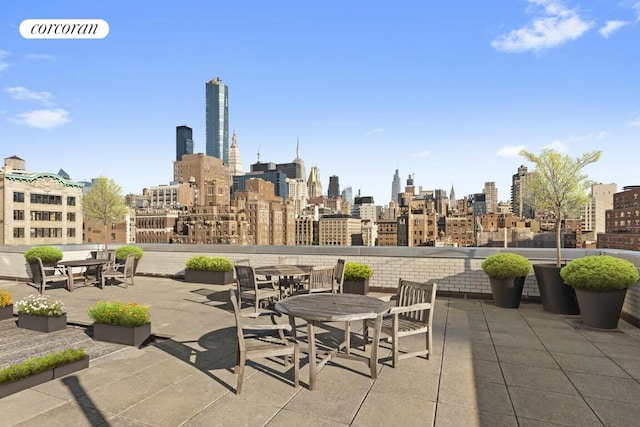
(388, 302), (432, 315)
(242, 324), (292, 332)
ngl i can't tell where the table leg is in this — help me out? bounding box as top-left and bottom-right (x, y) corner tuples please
(344, 321), (351, 355)
(370, 315), (382, 380)
(288, 315), (297, 340)
(66, 266), (74, 292)
(307, 320), (317, 390)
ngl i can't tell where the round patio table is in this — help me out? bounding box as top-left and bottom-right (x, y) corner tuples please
(275, 293), (389, 390)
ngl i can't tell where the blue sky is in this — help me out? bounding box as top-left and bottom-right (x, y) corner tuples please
(1, 0), (639, 205)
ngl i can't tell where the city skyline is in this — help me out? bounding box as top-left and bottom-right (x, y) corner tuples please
(1, 1), (639, 205)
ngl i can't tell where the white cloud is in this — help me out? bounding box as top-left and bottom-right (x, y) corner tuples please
(25, 53), (56, 61)
(0, 50), (9, 72)
(634, 2), (640, 21)
(410, 150), (430, 158)
(491, 0), (593, 53)
(629, 117), (640, 128)
(543, 140), (569, 152)
(365, 127), (384, 135)
(599, 20), (628, 38)
(6, 86), (53, 105)
(497, 145), (526, 158)
(9, 108), (71, 129)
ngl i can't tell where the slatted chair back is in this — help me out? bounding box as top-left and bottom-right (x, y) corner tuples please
(101, 253), (135, 288)
(307, 266), (338, 293)
(229, 288), (247, 353)
(234, 258), (251, 266)
(396, 279), (437, 324)
(235, 264), (257, 296)
(36, 257), (71, 294)
(333, 259), (346, 293)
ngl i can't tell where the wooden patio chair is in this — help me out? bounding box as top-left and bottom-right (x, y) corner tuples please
(363, 279), (437, 367)
(229, 289), (299, 394)
(100, 253), (136, 289)
(36, 257), (72, 294)
(333, 259), (346, 294)
(235, 264), (280, 315)
(300, 265), (338, 294)
(85, 250), (115, 282)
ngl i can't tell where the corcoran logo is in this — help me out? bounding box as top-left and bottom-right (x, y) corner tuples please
(19, 19), (109, 39)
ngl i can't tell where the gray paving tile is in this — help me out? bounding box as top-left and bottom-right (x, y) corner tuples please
(509, 386), (602, 426)
(14, 402), (109, 427)
(438, 375), (514, 415)
(352, 391), (436, 427)
(578, 329), (640, 346)
(441, 355), (504, 384)
(494, 345), (559, 369)
(444, 341), (498, 361)
(371, 367), (440, 400)
(184, 394), (281, 427)
(284, 381), (370, 424)
(541, 337), (604, 356)
(612, 357), (640, 380)
(586, 396), (640, 427)
(490, 331), (546, 350)
(78, 375), (166, 415)
(268, 409), (348, 427)
(565, 371), (640, 404)
(0, 389), (67, 426)
(501, 362), (577, 394)
(552, 352), (631, 378)
(533, 326), (584, 341)
(435, 402), (517, 427)
(593, 341), (640, 360)
(517, 417), (583, 427)
(524, 317), (575, 330)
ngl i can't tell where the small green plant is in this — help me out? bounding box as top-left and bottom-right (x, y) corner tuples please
(16, 294), (66, 317)
(185, 255), (234, 272)
(115, 245), (144, 261)
(88, 300), (151, 326)
(0, 290), (12, 307)
(560, 255), (640, 291)
(481, 253), (531, 279)
(343, 262), (374, 280)
(24, 246), (63, 264)
(0, 348), (86, 384)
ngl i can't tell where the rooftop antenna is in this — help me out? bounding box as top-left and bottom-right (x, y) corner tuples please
(296, 136), (300, 159)
(257, 143), (261, 162)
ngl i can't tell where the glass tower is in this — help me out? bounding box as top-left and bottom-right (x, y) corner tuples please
(205, 77), (229, 164)
(176, 125), (194, 161)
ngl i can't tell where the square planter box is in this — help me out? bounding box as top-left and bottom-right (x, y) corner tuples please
(184, 270), (234, 285)
(0, 304), (13, 321)
(53, 356), (90, 379)
(18, 314), (67, 333)
(343, 279), (370, 295)
(0, 369), (54, 399)
(93, 322), (151, 347)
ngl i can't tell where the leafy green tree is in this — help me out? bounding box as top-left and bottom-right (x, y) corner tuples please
(82, 176), (128, 250)
(520, 148), (602, 267)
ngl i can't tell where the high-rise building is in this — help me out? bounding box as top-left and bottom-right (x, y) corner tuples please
(176, 125), (194, 161)
(582, 183), (616, 242)
(511, 165), (533, 218)
(341, 186), (353, 204)
(307, 166), (323, 198)
(328, 175), (340, 199)
(483, 181), (498, 214)
(205, 77), (229, 164)
(173, 153), (230, 207)
(228, 130), (243, 177)
(598, 185), (640, 251)
(391, 169), (401, 204)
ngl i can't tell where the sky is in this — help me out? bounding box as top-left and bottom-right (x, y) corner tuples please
(1, 0), (639, 205)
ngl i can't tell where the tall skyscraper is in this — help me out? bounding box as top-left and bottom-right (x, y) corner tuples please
(307, 166), (323, 197)
(511, 165), (533, 218)
(483, 181), (498, 214)
(391, 169), (401, 203)
(205, 77), (229, 164)
(176, 125), (194, 161)
(328, 175), (340, 199)
(582, 183), (616, 241)
(342, 186), (353, 204)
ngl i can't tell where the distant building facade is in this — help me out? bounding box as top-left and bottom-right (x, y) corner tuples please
(598, 185), (640, 251)
(582, 183), (616, 242)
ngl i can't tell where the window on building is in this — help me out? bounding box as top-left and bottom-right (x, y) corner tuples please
(13, 210), (24, 220)
(67, 212), (76, 222)
(13, 228), (25, 238)
(67, 196), (76, 206)
(13, 192), (24, 202)
(67, 228), (76, 237)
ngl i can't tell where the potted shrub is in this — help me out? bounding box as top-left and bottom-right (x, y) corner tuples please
(88, 300), (151, 347)
(184, 255), (234, 285)
(0, 290), (13, 321)
(24, 246), (64, 285)
(0, 348), (88, 399)
(115, 245), (144, 273)
(481, 253), (531, 309)
(15, 294), (67, 332)
(520, 148), (601, 314)
(560, 255), (639, 329)
(343, 262), (374, 295)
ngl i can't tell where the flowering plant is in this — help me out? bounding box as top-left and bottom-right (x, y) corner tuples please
(15, 294), (66, 317)
(0, 290), (12, 307)
(88, 301), (150, 327)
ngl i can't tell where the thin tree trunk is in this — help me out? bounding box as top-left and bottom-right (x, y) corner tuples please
(104, 223), (109, 251)
(555, 214), (562, 267)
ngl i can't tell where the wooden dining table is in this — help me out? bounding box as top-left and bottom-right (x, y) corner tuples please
(58, 259), (110, 291)
(254, 264), (314, 297)
(275, 293), (389, 390)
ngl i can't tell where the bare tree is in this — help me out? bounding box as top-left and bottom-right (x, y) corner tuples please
(520, 148), (602, 267)
(82, 176), (128, 250)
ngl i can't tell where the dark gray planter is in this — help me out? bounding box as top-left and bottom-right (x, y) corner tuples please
(574, 288), (627, 329)
(489, 276), (525, 309)
(18, 314), (67, 333)
(0, 369), (53, 399)
(53, 356), (90, 379)
(0, 304), (13, 321)
(343, 279), (370, 295)
(533, 264), (579, 315)
(184, 270), (234, 285)
(93, 322), (151, 347)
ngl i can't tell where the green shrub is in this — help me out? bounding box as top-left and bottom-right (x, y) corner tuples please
(560, 255), (640, 291)
(185, 255), (234, 272)
(88, 301), (151, 326)
(24, 246), (63, 264)
(115, 245), (144, 261)
(481, 253), (531, 279)
(0, 290), (12, 307)
(0, 348), (86, 384)
(344, 262), (374, 280)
